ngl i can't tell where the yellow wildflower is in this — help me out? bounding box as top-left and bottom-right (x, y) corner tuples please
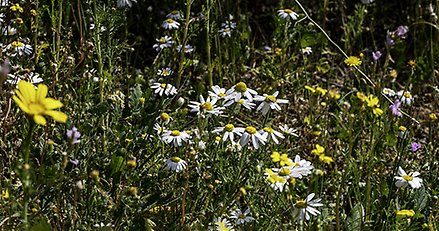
(329, 90), (341, 100)
(311, 144), (325, 156)
(316, 87), (327, 96)
(319, 155), (333, 164)
(344, 56), (362, 67)
(356, 92), (368, 102)
(13, 81), (68, 125)
(429, 113), (437, 121)
(2, 189), (9, 199)
(304, 85), (316, 93)
(396, 209), (415, 217)
(270, 152), (293, 166)
(10, 3), (23, 13)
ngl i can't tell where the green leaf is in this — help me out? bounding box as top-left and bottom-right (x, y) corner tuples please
(413, 187), (429, 211)
(110, 155), (124, 175)
(30, 218), (51, 231)
(345, 203), (364, 231)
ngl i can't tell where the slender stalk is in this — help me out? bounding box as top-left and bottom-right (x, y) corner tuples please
(206, 0), (213, 87)
(176, 0), (194, 88)
(22, 119), (35, 230)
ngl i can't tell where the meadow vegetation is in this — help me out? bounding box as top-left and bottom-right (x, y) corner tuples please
(0, 0), (439, 230)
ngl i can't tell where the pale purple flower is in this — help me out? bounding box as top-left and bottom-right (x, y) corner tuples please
(389, 100), (402, 117)
(69, 159), (79, 166)
(67, 126), (81, 144)
(386, 34), (395, 46)
(411, 142), (421, 152)
(372, 51), (382, 61)
(396, 25), (409, 38)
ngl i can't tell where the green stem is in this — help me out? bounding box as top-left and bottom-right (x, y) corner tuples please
(176, 0), (194, 88)
(22, 119), (35, 230)
(206, 0), (213, 87)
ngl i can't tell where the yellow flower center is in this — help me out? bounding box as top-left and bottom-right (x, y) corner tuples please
(218, 93), (226, 97)
(295, 200), (307, 209)
(403, 175), (413, 181)
(399, 126), (407, 132)
(159, 38), (166, 43)
(263, 127), (274, 133)
(237, 99), (244, 105)
(238, 214), (246, 219)
(160, 83), (168, 89)
(403, 92), (412, 98)
(344, 56), (362, 67)
(284, 9), (293, 14)
(171, 130), (181, 136)
(171, 157), (181, 162)
(12, 41), (23, 48)
(28, 102), (45, 115)
(160, 112), (170, 121)
(279, 168), (291, 176)
(224, 124), (235, 132)
(265, 95), (276, 103)
(200, 102), (213, 111)
(235, 82), (247, 93)
(245, 126), (257, 134)
(166, 18), (175, 24)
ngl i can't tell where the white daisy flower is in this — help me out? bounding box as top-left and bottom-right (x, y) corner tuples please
(27, 72), (43, 84)
(161, 130), (190, 146)
(254, 91), (289, 115)
(213, 217), (234, 231)
(396, 90), (414, 105)
(167, 10), (183, 20)
(3, 25), (16, 36)
(265, 168), (288, 192)
(239, 126), (267, 149)
(164, 157), (187, 172)
(154, 123), (167, 135)
(293, 193), (323, 221)
(219, 27), (233, 38)
(301, 47), (312, 55)
(394, 166), (422, 189)
(212, 123), (245, 143)
(152, 36), (174, 51)
(188, 95), (225, 116)
(156, 112), (172, 124)
(382, 88), (396, 97)
(93, 222), (115, 227)
(291, 155), (314, 177)
(176, 44), (194, 53)
(226, 141), (242, 152)
(151, 82), (178, 96)
(226, 82), (258, 102)
(208, 85), (234, 106)
(277, 9), (299, 20)
(260, 127), (284, 144)
(279, 124), (299, 137)
(230, 208), (255, 225)
(157, 67), (173, 76)
(162, 18), (180, 30)
(117, 0), (137, 7)
(234, 98), (256, 111)
(6, 40), (32, 56)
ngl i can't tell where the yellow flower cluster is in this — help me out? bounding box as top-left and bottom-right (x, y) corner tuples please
(311, 144), (333, 164)
(356, 92), (383, 116)
(305, 85), (340, 100)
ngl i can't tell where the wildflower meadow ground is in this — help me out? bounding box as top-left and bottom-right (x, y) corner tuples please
(0, 0), (439, 230)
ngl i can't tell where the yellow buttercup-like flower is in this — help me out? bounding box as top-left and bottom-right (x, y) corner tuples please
(13, 81), (68, 125)
(344, 56), (362, 67)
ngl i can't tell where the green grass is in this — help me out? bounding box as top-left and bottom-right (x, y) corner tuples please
(0, 0), (438, 230)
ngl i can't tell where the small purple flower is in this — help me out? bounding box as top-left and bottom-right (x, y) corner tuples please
(67, 126), (81, 144)
(411, 142), (421, 152)
(386, 34), (395, 46)
(389, 100), (402, 117)
(372, 51), (382, 61)
(396, 25), (409, 38)
(69, 159), (79, 166)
